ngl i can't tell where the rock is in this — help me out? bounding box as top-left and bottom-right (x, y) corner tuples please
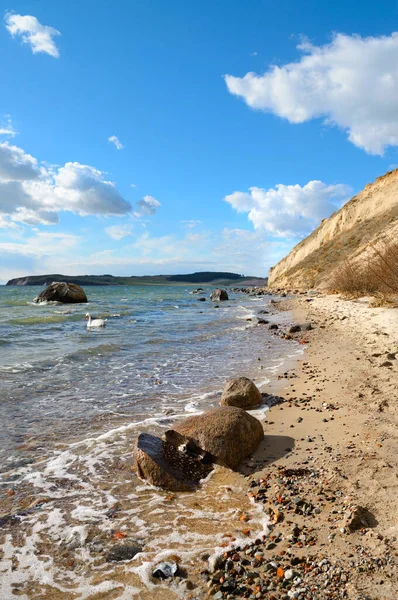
(302, 322), (313, 331)
(107, 544), (142, 562)
(197, 297), (206, 301)
(64, 530), (87, 550)
(173, 406), (264, 470)
(165, 429), (218, 465)
(269, 324), (279, 330)
(220, 377), (262, 409)
(386, 352), (396, 360)
(134, 432), (213, 491)
(284, 569), (294, 580)
(257, 319), (269, 325)
(210, 289), (229, 301)
(152, 561), (178, 579)
(258, 310), (269, 314)
(288, 325), (301, 333)
(344, 505), (376, 532)
(33, 281), (88, 304)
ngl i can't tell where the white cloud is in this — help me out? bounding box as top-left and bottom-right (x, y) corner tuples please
(225, 180), (351, 237)
(0, 116), (17, 138)
(0, 215), (20, 230)
(181, 219), (202, 229)
(225, 32), (398, 155)
(52, 162), (131, 216)
(0, 142), (132, 223)
(108, 135), (124, 150)
(134, 195), (161, 217)
(5, 12), (61, 58)
(0, 142), (41, 181)
(106, 224), (133, 240)
(0, 232), (79, 258)
(130, 183), (136, 188)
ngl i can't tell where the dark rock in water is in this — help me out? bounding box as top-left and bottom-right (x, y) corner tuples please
(33, 281), (88, 304)
(210, 289), (228, 301)
(135, 433), (213, 491)
(257, 319), (269, 325)
(220, 377), (262, 409)
(152, 561), (179, 579)
(288, 324), (301, 333)
(197, 297), (206, 301)
(257, 309), (269, 314)
(173, 406), (264, 470)
(107, 544), (142, 562)
(268, 323), (278, 330)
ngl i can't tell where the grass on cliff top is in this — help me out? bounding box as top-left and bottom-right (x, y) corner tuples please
(328, 237), (398, 304)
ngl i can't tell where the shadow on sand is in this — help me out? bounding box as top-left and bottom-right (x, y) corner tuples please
(238, 435), (295, 475)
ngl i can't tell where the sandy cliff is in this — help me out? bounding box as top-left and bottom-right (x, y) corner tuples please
(268, 169), (398, 289)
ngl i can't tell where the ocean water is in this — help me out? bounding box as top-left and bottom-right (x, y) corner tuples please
(0, 284), (302, 599)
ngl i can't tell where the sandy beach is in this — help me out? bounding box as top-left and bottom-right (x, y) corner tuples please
(203, 293), (398, 599)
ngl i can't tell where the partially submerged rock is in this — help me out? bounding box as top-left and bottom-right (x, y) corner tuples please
(210, 289), (228, 301)
(33, 281), (88, 304)
(134, 432), (213, 492)
(107, 544), (142, 562)
(165, 429), (219, 465)
(152, 561), (179, 579)
(220, 377), (262, 409)
(173, 406), (264, 470)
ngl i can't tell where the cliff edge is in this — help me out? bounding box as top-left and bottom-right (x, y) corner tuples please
(268, 169), (398, 289)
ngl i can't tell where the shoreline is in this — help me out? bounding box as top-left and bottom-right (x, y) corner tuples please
(1, 293), (397, 599)
(195, 294), (397, 599)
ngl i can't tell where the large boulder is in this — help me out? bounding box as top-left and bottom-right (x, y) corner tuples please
(33, 281), (88, 304)
(220, 377), (262, 409)
(134, 433), (213, 492)
(210, 289), (228, 302)
(172, 406), (264, 470)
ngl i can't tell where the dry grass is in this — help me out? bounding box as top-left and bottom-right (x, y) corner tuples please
(270, 206), (398, 289)
(328, 237), (398, 303)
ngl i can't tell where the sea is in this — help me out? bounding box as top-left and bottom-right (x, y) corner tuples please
(0, 284), (302, 600)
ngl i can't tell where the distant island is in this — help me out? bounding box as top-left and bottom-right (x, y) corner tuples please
(6, 272), (268, 287)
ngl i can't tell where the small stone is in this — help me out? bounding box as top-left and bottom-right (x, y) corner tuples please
(107, 544), (142, 562)
(152, 561), (179, 579)
(284, 569), (294, 580)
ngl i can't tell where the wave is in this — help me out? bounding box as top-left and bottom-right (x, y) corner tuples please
(63, 343), (124, 360)
(9, 315), (69, 326)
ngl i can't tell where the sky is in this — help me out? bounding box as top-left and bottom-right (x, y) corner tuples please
(1, 0), (398, 283)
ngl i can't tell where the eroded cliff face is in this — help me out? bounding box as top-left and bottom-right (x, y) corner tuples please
(268, 170), (398, 289)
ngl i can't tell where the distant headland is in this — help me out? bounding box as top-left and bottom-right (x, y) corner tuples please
(6, 272), (268, 287)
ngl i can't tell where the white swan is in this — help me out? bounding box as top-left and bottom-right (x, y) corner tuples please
(85, 313), (107, 328)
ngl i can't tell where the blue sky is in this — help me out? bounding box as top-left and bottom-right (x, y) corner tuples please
(1, 0), (398, 282)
